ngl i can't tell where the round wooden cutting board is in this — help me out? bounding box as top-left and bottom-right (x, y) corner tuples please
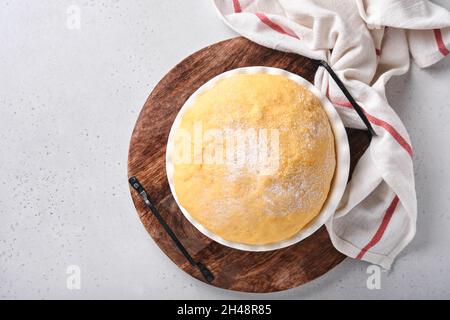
(128, 37), (370, 293)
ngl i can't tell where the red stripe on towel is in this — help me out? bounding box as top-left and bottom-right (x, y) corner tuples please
(434, 29), (450, 57)
(232, 2), (298, 39)
(331, 98), (413, 157)
(365, 113), (413, 157)
(356, 196), (400, 260)
(254, 12), (299, 39)
(232, 0), (242, 13)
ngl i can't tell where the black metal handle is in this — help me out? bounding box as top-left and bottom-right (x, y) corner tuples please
(129, 176), (145, 195)
(318, 60), (376, 137)
(196, 262), (215, 283)
(129, 176), (215, 283)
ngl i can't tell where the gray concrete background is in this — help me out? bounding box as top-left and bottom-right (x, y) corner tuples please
(0, 0), (449, 299)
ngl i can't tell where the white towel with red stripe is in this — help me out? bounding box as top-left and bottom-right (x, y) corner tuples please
(212, 0), (450, 269)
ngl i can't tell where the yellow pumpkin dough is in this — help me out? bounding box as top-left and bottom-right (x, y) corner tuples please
(172, 73), (336, 245)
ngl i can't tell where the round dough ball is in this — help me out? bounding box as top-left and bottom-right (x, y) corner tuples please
(172, 73), (335, 245)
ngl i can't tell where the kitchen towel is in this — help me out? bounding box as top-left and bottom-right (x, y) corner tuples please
(212, 0), (450, 269)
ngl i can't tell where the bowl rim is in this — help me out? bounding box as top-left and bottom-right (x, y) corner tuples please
(166, 66), (350, 251)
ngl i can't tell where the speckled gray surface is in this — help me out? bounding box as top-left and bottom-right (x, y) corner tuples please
(1, 0), (450, 299)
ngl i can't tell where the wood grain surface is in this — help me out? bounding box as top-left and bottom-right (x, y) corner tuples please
(128, 37), (371, 293)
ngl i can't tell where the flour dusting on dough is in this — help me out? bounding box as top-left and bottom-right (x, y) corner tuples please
(173, 73), (336, 245)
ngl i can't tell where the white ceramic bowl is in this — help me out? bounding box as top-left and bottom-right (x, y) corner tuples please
(166, 67), (350, 251)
